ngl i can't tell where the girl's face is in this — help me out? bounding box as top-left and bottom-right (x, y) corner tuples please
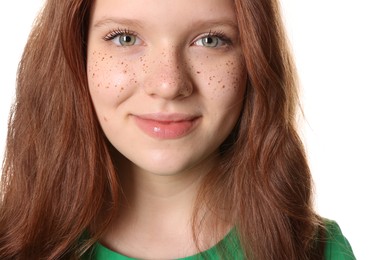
(87, 0), (246, 176)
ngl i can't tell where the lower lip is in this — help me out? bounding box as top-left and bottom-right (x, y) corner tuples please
(134, 116), (200, 139)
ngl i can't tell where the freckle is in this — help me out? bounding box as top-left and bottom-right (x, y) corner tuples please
(120, 87), (124, 92)
(124, 70), (127, 73)
(222, 85), (226, 88)
(114, 85), (118, 88)
(134, 81), (137, 83)
(197, 71), (201, 74)
(97, 84), (100, 87)
(121, 62), (124, 65)
(104, 117), (108, 121)
(110, 55), (112, 58)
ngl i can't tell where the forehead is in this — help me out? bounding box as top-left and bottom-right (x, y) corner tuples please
(90, 0), (237, 28)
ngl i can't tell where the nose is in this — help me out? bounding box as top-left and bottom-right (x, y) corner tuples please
(143, 48), (193, 100)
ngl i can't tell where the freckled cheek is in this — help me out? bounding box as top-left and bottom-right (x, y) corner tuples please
(195, 60), (246, 103)
(87, 56), (143, 103)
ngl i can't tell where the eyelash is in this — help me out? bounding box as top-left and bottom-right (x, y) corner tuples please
(202, 30), (232, 45)
(103, 28), (139, 41)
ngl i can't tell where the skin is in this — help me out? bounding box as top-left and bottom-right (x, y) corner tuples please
(87, 0), (246, 258)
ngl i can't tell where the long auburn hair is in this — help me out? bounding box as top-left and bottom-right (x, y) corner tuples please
(0, 0), (325, 259)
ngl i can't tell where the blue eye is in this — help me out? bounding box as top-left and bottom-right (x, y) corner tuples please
(199, 36), (220, 47)
(104, 29), (141, 46)
(117, 34), (137, 46)
(194, 32), (231, 48)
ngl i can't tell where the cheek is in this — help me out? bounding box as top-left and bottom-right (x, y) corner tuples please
(87, 51), (143, 106)
(193, 56), (246, 105)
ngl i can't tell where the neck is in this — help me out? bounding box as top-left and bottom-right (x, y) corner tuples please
(117, 152), (214, 218)
(101, 153), (226, 258)
(122, 163), (205, 232)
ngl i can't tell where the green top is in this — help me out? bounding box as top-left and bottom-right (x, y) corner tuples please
(83, 220), (355, 259)
(324, 220), (356, 260)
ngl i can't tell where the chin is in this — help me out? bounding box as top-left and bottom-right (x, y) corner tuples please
(130, 152), (214, 177)
(135, 161), (197, 176)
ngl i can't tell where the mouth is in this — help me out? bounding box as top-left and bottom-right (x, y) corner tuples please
(132, 113), (201, 139)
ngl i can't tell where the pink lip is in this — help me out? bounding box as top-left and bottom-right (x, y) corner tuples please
(133, 113), (200, 139)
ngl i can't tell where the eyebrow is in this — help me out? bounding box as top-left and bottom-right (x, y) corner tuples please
(92, 17), (238, 31)
(93, 18), (144, 29)
(188, 18), (238, 30)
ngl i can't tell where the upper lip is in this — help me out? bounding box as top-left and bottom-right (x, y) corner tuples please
(132, 113), (200, 122)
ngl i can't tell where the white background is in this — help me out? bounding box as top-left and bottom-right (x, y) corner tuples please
(1, 1), (389, 259)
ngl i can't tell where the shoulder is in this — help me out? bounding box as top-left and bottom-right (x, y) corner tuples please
(324, 219), (356, 260)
